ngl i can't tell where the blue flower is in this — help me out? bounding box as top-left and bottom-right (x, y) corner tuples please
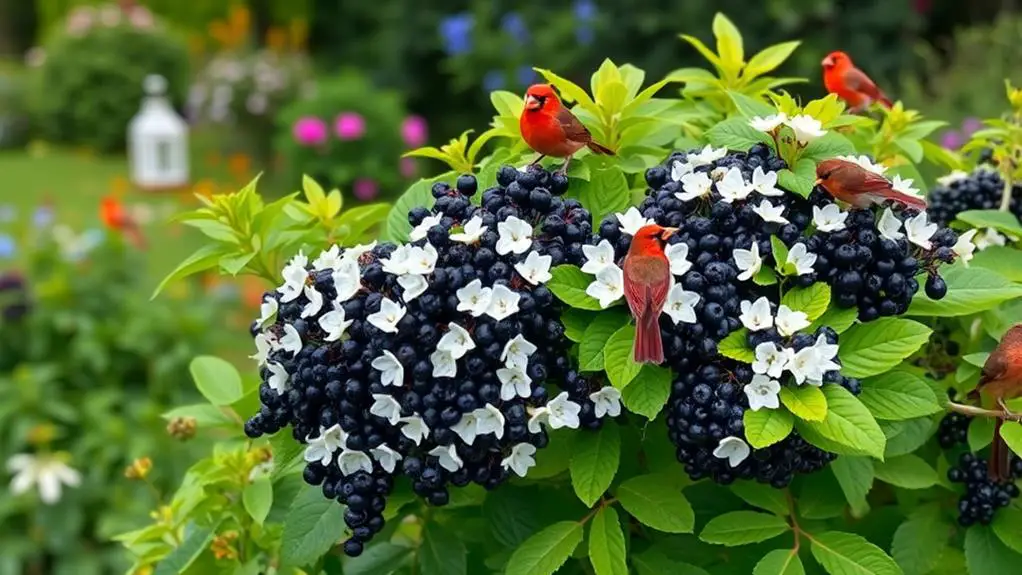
(576, 26), (595, 46)
(501, 12), (529, 44)
(517, 66), (537, 87)
(439, 13), (474, 56)
(483, 71), (506, 93)
(0, 204), (14, 223)
(0, 234), (15, 259)
(574, 0), (597, 20)
(33, 206), (53, 228)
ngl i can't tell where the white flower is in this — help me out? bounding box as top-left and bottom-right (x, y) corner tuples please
(905, 212), (937, 250)
(250, 332), (274, 366)
(546, 392), (582, 429)
(785, 114), (827, 144)
(456, 279), (493, 317)
(665, 243), (692, 276)
(438, 322), (476, 359)
(410, 214), (443, 241)
(7, 454), (81, 505)
(688, 144), (728, 167)
(475, 404), (506, 439)
(812, 203), (848, 233)
(838, 155), (886, 175)
(450, 216), (487, 244)
(398, 274), (429, 302)
(451, 411), (480, 445)
(527, 407), (550, 433)
(279, 324), (302, 355)
(367, 297), (406, 333)
(404, 243), (439, 275)
(788, 347), (824, 385)
(399, 415), (430, 445)
(581, 240), (616, 274)
(370, 444), (402, 474)
(664, 284), (700, 325)
(753, 199), (789, 224)
(486, 285), (521, 320)
(716, 167), (754, 203)
(312, 245), (343, 271)
(775, 305), (810, 337)
(370, 393), (403, 425)
(337, 449), (373, 476)
(891, 175), (924, 201)
(812, 334), (840, 368)
(266, 362), (290, 395)
(301, 285), (324, 318)
(739, 297), (773, 331)
(749, 113), (788, 132)
(331, 259), (362, 303)
(677, 171), (713, 202)
(381, 245), (411, 275)
(498, 367), (533, 400)
(371, 351), (404, 387)
(671, 159), (694, 182)
(429, 444), (464, 473)
(318, 304), (353, 342)
(515, 251), (553, 285)
(713, 437), (751, 468)
(975, 228), (1007, 250)
(341, 242), (376, 263)
(586, 264), (625, 308)
(937, 170), (969, 186)
(878, 208), (905, 241)
(256, 297), (278, 326)
(752, 343), (793, 379)
(745, 375), (782, 411)
(496, 216), (533, 255)
(277, 256), (309, 303)
(430, 349), (457, 378)
(615, 207), (654, 236)
(786, 243), (817, 276)
(590, 386), (622, 418)
(501, 335), (537, 372)
(733, 242), (762, 282)
(501, 443), (537, 479)
(953, 228), (978, 266)
(304, 424), (346, 466)
(751, 166), (784, 197)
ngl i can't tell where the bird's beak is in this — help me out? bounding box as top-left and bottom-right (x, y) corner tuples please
(524, 94), (541, 111)
(660, 227), (679, 240)
(821, 56), (834, 68)
(814, 178), (823, 186)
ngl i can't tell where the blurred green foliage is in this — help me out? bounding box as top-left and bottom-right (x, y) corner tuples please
(0, 63), (31, 150)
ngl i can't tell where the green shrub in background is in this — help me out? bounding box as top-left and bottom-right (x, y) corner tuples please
(31, 3), (190, 153)
(0, 63), (31, 149)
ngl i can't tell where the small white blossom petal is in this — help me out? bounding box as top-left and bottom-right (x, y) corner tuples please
(527, 407), (549, 434)
(496, 216), (533, 255)
(399, 415), (430, 445)
(749, 113), (787, 133)
(739, 297), (773, 332)
(974, 228), (1007, 250)
(501, 442), (537, 478)
(716, 167), (754, 203)
(450, 216), (488, 244)
(937, 170), (969, 185)
(744, 374), (782, 411)
(319, 305), (353, 342)
(257, 297), (278, 326)
(838, 155), (886, 175)
(953, 228), (978, 266)
(546, 392), (582, 429)
(277, 256), (309, 303)
(370, 444), (402, 474)
(581, 240), (617, 274)
(437, 322), (476, 359)
(713, 437), (751, 468)
(905, 212), (938, 250)
(733, 242), (762, 282)
(280, 324), (302, 355)
(786, 243), (817, 276)
(751, 166), (784, 197)
(891, 175), (924, 201)
(341, 242), (376, 263)
(688, 144), (728, 167)
(486, 285), (521, 320)
(589, 386), (622, 418)
(410, 214), (443, 241)
(752, 343), (793, 379)
(812, 203), (848, 233)
(753, 199), (789, 224)
(456, 279), (493, 317)
(474, 404), (506, 439)
(250, 332), (274, 366)
(367, 297), (406, 333)
(266, 362), (290, 395)
(451, 411), (479, 445)
(370, 393), (403, 425)
(371, 351), (404, 387)
(337, 449), (373, 476)
(304, 425), (346, 466)
(775, 305), (810, 337)
(585, 264), (625, 309)
(430, 349), (458, 378)
(331, 259), (362, 303)
(665, 243), (692, 276)
(670, 159), (694, 182)
(498, 367), (533, 400)
(429, 444), (464, 473)
(381, 245), (411, 275)
(398, 273), (429, 302)
(515, 251), (553, 285)
(878, 208), (905, 241)
(786, 114), (827, 144)
(615, 207), (654, 236)
(677, 171), (713, 202)
(404, 243), (439, 275)
(788, 347), (823, 385)
(301, 285), (324, 318)
(501, 335), (537, 372)
(7, 455), (81, 504)
(663, 284), (700, 325)
(313, 245), (344, 271)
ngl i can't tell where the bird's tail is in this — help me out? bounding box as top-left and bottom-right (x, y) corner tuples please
(878, 94), (893, 108)
(879, 189), (927, 211)
(587, 141), (615, 156)
(990, 419), (1013, 483)
(633, 315), (664, 365)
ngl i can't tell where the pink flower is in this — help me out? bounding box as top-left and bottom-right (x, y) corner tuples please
(353, 179), (379, 201)
(129, 6), (155, 29)
(401, 115), (428, 147)
(400, 158), (418, 178)
(293, 117), (328, 146)
(99, 5), (121, 27)
(940, 130), (963, 151)
(962, 117), (982, 136)
(335, 112), (366, 140)
(66, 7), (95, 35)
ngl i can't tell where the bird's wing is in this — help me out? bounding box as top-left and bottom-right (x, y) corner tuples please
(623, 257), (671, 321)
(556, 108), (592, 143)
(856, 169), (895, 193)
(980, 348), (1009, 387)
(841, 67), (886, 101)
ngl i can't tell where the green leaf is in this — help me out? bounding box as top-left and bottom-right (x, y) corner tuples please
(632, 548), (710, 575)
(589, 507), (628, 575)
(798, 473), (847, 519)
(1000, 422), (1022, 458)
(745, 40), (801, 78)
(744, 408), (794, 448)
(616, 473), (695, 533)
(621, 364), (672, 419)
(570, 422), (621, 507)
(280, 485), (346, 568)
(874, 454), (937, 489)
(801, 133), (857, 163)
(604, 325), (642, 390)
(419, 522), (467, 575)
(858, 371), (941, 421)
(965, 525), (1022, 575)
(548, 265), (605, 311)
(778, 159), (817, 198)
(242, 476), (273, 525)
(894, 138), (924, 163)
(809, 531), (903, 575)
(153, 520), (223, 575)
(344, 543), (413, 575)
(992, 507), (1022, 554)
(971, 246), (1022, 282)
(579, 311), (629, 372)
(754, 266), (779, 286)
(830, 456), (873, 517)
(383, 178), (436, 244)
(161, 404), (237, 428)
(535, 68), (597, 111)
(561, 309), (594, 343)
(770, 236), (790, 271)
(483, 487), (546, 548)
(780, 386), (828, 422)
(189, 356), (243, 406)
(728, 90), (777, 117)
(968, 416), (995, 452)
(891, 503), (950, 575)
(800, 385), (886, 459)
(699, 511), (790, 546)
(882, 417), (936, 458)
(730, 481), (789, 516)
(574, 165), (630, 224)
(781, 284), (831, 321)
(712, 13), (744, 73)
(956, 209), (1022, 237)
(908, 266), (1022, 317)
(838, 318), (932, 378)
(505, 521), (584, 575)
(718, 328), (754, 363)
(706, 117), (774, 151)
(754, 549), (805, 575)
(152, 244), (227, 298)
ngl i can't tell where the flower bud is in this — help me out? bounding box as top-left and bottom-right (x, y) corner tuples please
(166, 416), (197, 441)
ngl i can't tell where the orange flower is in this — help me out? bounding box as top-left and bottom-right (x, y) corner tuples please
(266, 27), (287, 52)
(242, 275), (267, 309)
(228, 153), (252, 180)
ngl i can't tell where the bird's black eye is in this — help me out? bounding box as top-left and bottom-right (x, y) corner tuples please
(819, 171), (831, 180)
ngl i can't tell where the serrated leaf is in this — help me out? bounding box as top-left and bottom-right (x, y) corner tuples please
(891, 503), (950, 575)
(809, 531), (903, 575)
(621, 364), (672, 419)
(589, 507), (628, 575)
(971, 246), (1022, 283)
(579, 312), (629, 371)
(754, 549), (805, 575)
(242, 476), (273, 525)
(810, 305), (859, 334)
(718, 328), (754, 363)
(801, 133), (856, 163)
(1000, 422), (1022, 458)
(801, 385), (886, 459)
(780, 385), (827, 422)
(730, 481), (789, 516)
(798, 472), (846, 519)
(838, 318), (932, 378)
(574, 165), (631, 223)
(189, 356), (243, 406)
(706, 117), (775, 151)
(345, 543), (413, 575)
(561, 309), (595, 343)
(754, 266), (779, 286)
(153, 520), (223, 575)
(965, 525), (1022, 575)
(781, 284), (831, 321)
(383, 178), (436, 243)
(505, 521), (584, 575)
(778, 159), (817, 198)
(570, 422), (621, 507)
(152, 243), (227, 298)
(957, 209), (1022, 237)
(699, 511), (790, 546)
(632, 548), (710, 575)
(548, 265), (606, 310)
(616, 474), (695, 533)
(770, 236), (790, 270)
(280, 485), (346, 568)
(483, 487), (546, 548)
(604, 325), (642, 390)
(859, 371), (942, 421)
(873, 454), (937, 489)
(992, 506), (1022, 554)
(908, 266), (1022, 317)
(744, 408), (794, 448)
(830, 456), (873, 517)
(968, 416), (995, 452)
(420, 522), (467, 575)
(882, 417), (936, 458)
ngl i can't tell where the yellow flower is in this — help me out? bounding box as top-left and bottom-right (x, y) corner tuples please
(124, 457), (153, 480)
(210, 531), (239, 560)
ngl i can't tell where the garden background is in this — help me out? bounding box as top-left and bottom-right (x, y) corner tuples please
(3, 0), (1022, 574)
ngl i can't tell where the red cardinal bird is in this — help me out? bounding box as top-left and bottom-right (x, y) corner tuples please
(969, 325), (1022, 482)
(815, 159), (927, 210)
(519, 83), (614, 174)
(822, 51), (893, 113)
(100, 195), (147, 249)
(623, 224), (678, 364)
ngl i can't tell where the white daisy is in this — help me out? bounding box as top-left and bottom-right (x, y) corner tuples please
(430, 349), (457, 378)
(403, 243), (439, 275)
(498, 367), (532, 400)
(410, 214), (443, 242)
(381, 245), (411, 275)
(279, 324), (302, 355)
(785, 114), (826, 145)
(371, 351), (404, 387)
(501, 443), (537, 478)
(878, 208), (905, 241)
(953, 228), (978, 266)
(677, 171), (713, 202)
(501, 335), (537, 372)
(397, 273), (429, 302)
(670, 159), (694, 182)
(786, 243), (817, 276)
(751, 166), (784, 197)
(546, 392), (582, 429)
(437, 322), (476, 359)
(370, 393), (403, 425)
(716, 167), (754, 203)
(748, 113), (787, 133)
(905, 212), (937, 250)
(312, 245), (343, 271)
(331, 259), (362, 303)
(337, 449), (373, 476)
(370, 444), (402, 474)
(301, 285), (324, 318)
(266, 362), (290, 395)
(615, 207), (654, 236)
(752, 342), (793, 379)
(399, 415), (430, 445)
(429, 444), (464, 473)
(318, 304), (353, 342)
(256, 297), (278, 326)
(474, 404), (506, 439)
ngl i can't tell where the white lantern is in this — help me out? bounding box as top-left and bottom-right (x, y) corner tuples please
(128, 74), (189, 189)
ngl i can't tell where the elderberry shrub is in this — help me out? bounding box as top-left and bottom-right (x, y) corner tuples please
(947, 452), (1022, 526)
(243, 166), (618, 556)
(927, 167), (1022, 227)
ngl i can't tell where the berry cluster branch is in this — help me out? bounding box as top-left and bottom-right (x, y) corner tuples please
(946, 401), (1022, 423)
(578, 497), (617, 525)
(999, 172), (1015, 213)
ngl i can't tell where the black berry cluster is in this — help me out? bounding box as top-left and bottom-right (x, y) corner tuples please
(948, 452), (1022, 526)
(937, 410), (970, 449)
(927, 167), (1022, 227)
(0, 272), (30, 322)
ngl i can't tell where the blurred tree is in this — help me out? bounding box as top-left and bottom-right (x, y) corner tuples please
(0, 0), (39, 57)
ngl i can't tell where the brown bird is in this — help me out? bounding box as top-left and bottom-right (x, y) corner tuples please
(519, 84), (615, 174)
(969, 324), (1022, 482)
(815, 159), (927, 210)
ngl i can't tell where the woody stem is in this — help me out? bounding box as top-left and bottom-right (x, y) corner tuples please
(947, 401), (1022, 423)
(999, 173), (1013, 212)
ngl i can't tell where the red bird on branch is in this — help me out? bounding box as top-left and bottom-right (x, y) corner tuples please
(623, 224), (678, 364)
(100, 195), (147, 249)
(969, 325), (1022, 482)
(822, 51), (893, 113)
(815, 159), (927, 210)
(519, 83), (614, 174)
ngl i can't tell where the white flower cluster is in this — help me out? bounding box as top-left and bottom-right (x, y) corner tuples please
(747, 113), (827, 145)
(669, 147), (784, 207)
(877, 208), (937, 250)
